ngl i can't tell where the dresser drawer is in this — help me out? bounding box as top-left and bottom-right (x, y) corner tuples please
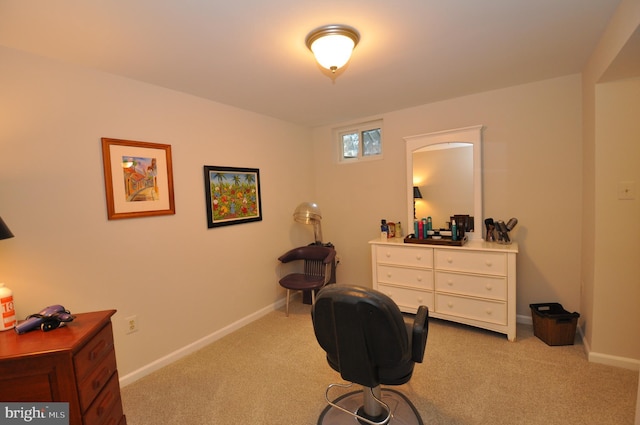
(74, 323), (115, 381)
(78, 348), (118, 412)
(377, 264), (433, 290)
(376, 245), (433, 268)
(84, 372), (122, 425)
(434, 249), (506, 276)
(435, 271), (507, 301)
(435, 293), (507, 325)
(377, 284), (433, 313)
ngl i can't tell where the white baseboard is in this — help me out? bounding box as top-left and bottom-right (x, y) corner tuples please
(587, 352), (640, 371)
(578, 323), (639, 371)
(119, 297), (286, 387)
(516, 313), (533, 325)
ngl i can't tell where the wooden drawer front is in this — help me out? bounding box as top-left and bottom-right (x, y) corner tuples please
(377, 284), (433, 313)
(435, 293), (507, 325)
(78, 348), (117, 412)
(94, 401), (124, 425)
(377, 265), (433, 290)
(74, 323), (114, 381)
(435, 249), (506, 276)
(435, 271), (507, 301)
(376, 246), (433, 268)
(84, 372), (122, 425)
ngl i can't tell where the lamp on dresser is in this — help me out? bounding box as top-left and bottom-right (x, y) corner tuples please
(0, 216), (14, 240)
(413, 186), (423, 219)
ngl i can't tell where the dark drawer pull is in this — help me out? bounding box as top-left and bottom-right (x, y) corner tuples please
(96, 391), (114, 417)
(92, 366), (112, 390)
(89, 339), (107, 360)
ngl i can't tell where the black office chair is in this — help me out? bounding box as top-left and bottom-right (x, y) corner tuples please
(312, 285), (429, 425)
(277, 245), (336, 316)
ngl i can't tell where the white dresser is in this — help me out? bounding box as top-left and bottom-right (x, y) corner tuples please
(370, 238), (518, 341)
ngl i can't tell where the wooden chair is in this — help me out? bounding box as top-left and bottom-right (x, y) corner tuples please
(277, 245), (336, 316)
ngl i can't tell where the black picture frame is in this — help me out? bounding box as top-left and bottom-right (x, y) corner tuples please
(204, 165), (262, 228)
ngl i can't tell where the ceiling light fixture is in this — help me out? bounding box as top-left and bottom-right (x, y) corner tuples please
(305, 24), (360, 73)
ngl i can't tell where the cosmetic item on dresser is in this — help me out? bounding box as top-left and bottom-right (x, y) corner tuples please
(0, 283), (16, 331)
(380, 219), (388, 240)
(388, 222), (396, 238)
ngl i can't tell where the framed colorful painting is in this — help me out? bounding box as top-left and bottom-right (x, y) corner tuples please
(101, 138), (175, 220)
(204, 165), (262, 228)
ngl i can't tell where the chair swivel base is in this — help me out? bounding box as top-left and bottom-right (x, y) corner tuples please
(317, 388), (423, 425)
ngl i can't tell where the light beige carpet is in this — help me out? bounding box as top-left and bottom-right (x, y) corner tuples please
(121, 301), (638, 425)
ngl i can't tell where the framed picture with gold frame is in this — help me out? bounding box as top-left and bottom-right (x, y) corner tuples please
(101, 138), (175, 220)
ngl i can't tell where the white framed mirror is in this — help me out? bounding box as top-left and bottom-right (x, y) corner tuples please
(404, 125), (483, 241)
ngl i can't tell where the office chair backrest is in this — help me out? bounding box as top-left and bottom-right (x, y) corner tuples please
(312, 285), (411, 388)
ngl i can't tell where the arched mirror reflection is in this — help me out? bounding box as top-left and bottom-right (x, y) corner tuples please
(405, 125), (483, 241)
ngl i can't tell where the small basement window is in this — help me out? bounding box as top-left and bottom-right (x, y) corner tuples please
(337, 119), (383, 163)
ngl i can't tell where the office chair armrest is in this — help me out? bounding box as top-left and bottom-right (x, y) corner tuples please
(411, 305), (429, 363)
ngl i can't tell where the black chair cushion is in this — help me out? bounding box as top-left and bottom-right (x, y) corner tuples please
(279, 273), (325, 291)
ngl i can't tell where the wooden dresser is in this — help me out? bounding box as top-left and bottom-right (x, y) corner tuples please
(0, 310), (127, 425)
(371, 238), (518, 341)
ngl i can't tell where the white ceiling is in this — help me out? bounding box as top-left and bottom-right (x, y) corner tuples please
(0, 0), (622, 127)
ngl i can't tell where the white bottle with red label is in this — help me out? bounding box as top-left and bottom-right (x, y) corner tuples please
(0, 283), (16, 331)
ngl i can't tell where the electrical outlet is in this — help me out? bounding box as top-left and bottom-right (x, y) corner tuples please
(125, 315), (139, 334)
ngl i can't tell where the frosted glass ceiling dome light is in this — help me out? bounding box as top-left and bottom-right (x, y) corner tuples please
(305, 25), (360, 73)
(293, 202), (323, 244)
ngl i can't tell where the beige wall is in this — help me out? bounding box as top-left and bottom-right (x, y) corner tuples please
(581, 0), (640, 371)
(593, 78), (640, 360)
(312, 74), (583, 320)
(0, 46), (315, 377)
